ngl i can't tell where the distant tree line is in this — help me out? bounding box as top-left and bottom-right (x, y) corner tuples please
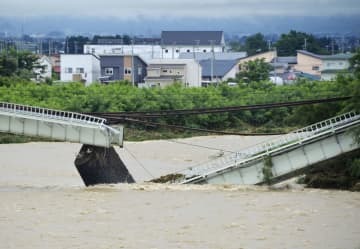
(64, 34), (133, 54)
(230, 30), (354, 56)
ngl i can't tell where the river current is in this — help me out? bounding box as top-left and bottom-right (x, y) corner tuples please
(0, 137), (359, 249)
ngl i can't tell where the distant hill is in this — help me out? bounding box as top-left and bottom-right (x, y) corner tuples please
(0, 15), (359, 37)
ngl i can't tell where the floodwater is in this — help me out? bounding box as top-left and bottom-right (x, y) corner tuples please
(0, 136), (360, 249)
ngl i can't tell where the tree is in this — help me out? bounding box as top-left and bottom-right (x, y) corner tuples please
(244, 33), (268, 56)
(65, 36), (90, 54)
(229, 40), (243, 52)
(0, 49), (43, 80)
(236, 58), (273, 82)
(275, 30), (323, 56)
(122, 35), (132, 45)
(349, 49), (360, 78)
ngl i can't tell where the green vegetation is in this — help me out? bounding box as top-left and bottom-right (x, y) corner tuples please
(0, 77), (353, 144)
(302, 149), (360, 191)
(237, 58), (273, 82)
(229, 33), (269, 55)
(229, 30), (339, 57)
(262, 156), (274, 185)
(0, 49), (43, 82)
(275, 30), (329, 56)
(243, 33), (269, 56)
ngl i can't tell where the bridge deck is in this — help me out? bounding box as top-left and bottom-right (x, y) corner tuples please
(179, 111), (360, 185)
(0, 102), (123, 148)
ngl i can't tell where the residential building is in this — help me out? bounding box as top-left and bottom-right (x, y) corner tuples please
(50, 54), (61, 79)
(179, 52), (246, 85)
(143, 59), (202, 88)
(270, 56), (297, 74)
(34, 55), (52, 81)
(84, 44), (163, 62)
(238, 50), (277, 66)
(179, 52), (247, 61)
(60, 54), (100, 86)
(295, 50), (353, 80)
(161, 31), (226, 59)
(200, 59), (239, 86)
(99, 55), (147, 85)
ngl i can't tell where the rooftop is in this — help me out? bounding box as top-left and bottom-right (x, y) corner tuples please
(179, 52), (247, 61)
(275, 56), (297, 64)
(200, 59), (238, 78)
(161, 31), (224, 46)
(147, 59), (198, 65)
(297, 50), (353, 60)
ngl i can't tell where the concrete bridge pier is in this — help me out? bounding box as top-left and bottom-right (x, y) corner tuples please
(75, 145), (135, 186)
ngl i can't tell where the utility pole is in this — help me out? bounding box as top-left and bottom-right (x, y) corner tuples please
(267, 40), (271, 51)
(304, 38), (307, 50)
(131, 38), (135, 87)
(151, 44), (154, 59)
(74, 41), (78, 54)
(209, 40), (215, 83)
(172, 42), (176, 59)
(194, 40), (200, 59)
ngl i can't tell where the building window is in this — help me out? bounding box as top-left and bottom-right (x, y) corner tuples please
(165, 49), (168, 53)
(162, 69), (168, 73)
(91, 48), (95, 54)
(76, 67), (84, 74)
(65, 67), (72, 73)
(339, 62), (343, 65)
(312, 66), (320, 71)
(187, 49), (191, 53)
(138, 67), (142, 75)
(124, 68), (132, 75)
(105, 67), (113, 75)
(203, 49), (207, 52)
(176, 49), (180, 53)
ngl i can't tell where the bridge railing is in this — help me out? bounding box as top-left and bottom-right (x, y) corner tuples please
(180, 111), (360, 178)
(0, 102), (106, 126)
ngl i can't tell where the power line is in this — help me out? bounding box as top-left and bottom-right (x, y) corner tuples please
(93, 96), (351, 119)
(111, 117), (285, 136)
(124, 146), (154, 178)
(167, 139), (235, 153)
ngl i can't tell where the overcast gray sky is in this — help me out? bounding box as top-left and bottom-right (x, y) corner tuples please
(1, 0), (359, 18)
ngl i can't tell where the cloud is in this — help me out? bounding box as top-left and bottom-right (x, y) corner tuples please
(1, 0), (359, 18)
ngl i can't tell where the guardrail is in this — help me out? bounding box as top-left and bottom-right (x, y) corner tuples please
(180, 111), (360, 178)
(0, 102), (106, 126)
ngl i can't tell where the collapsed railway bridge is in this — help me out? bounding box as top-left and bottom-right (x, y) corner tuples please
(0, 98), (359, 186)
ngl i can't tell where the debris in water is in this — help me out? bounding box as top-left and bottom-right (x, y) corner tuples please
(149, 174), (185, 183)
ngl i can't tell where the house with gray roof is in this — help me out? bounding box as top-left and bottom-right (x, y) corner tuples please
(160, 31), (226, 59)
(199, 59), (239, 86)
(295, 50), (353, 80)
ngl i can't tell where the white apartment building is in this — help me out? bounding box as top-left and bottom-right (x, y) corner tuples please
(83, 44), (163, 62)
(143, 59), (202, 88)
(161, 31), (226, 59)
(60, 54), (101, 86)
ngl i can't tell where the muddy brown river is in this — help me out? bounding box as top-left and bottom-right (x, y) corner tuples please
(0, 136), (359, 249)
